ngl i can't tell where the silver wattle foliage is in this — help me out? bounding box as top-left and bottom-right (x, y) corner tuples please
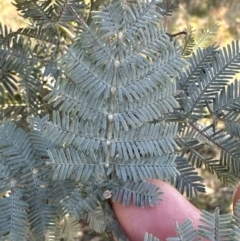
(1, 0), (240, 240)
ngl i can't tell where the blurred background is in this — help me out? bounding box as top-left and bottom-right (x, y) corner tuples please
(167, 0), (240, 44)
(0, 0), (240, 240)
(1, 0), (239, 43)
(163, 0), (240, 217)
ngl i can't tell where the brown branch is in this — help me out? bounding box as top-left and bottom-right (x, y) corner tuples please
(166, 31), (187, 39)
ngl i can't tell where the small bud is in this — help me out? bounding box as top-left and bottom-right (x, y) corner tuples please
(108, 114), (114, 121)
(103, 190), (112, 199)
(106, 140), (111, 145)
(114, 60), (120, 68)
(33, 168), (38, 174)
(111, 87), (116, 94)
(118, 31), (123, 40)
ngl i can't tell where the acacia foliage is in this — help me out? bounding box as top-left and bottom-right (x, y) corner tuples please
(1, 0), (240, 241)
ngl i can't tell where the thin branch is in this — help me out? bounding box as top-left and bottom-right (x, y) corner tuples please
(188, 121), (228, 152)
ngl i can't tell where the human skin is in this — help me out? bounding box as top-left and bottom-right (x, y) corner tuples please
(112, 179), (209, 241)
(233, 182), (240, 210)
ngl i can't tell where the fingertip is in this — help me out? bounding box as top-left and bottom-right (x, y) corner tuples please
(112, 180), (202, 241)
(233, 182), (240, 210)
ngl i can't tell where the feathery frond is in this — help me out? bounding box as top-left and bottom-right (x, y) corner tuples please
(181, 22), (218, 58)
(181, 41), (240, 119)
(28, 185), (57, 241)
(144, 233), (160, 241)
(194, 22), (219, 50)
(124, 0), (163, 38)
(178, 46), (218, 90)
(92, 0), (125, 38)
(0, 35), (25, 96)
(167, 219), (200, 241)
(28, 115), (56, 158)
(0, 189), (28, 241)
(213, 79), (240, 122)
(61, 185), (101, 219)
(47, 148), (105, 181)
(181, 26), (195, 58)
(171, 156), (205, 198)
(0, 119), (38, 177)
(198, 208), (235, 240)
(60, 216), (81, 241)
(109, 154), (178, 182)
(112, 180), (163, 207)
(2, 0), (240, 240)
(84, 206), (106, 233)
(51, 180), (76, 217)
(13, 0), (86, 28)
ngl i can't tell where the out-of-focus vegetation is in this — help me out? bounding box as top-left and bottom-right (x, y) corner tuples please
(1, 0), (239, 45)
(0, 0), (239, 234)
(167, 0), (240, 45)
(0, 0), (27, 30)
(169, 0), (239, 215)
